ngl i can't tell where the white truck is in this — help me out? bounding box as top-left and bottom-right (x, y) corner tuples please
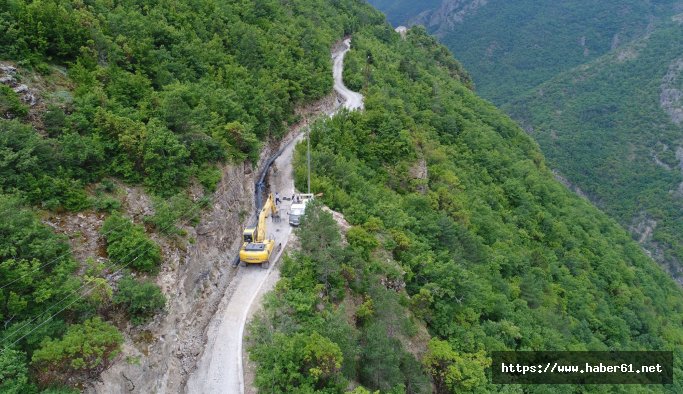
(288, 193), (313, 226)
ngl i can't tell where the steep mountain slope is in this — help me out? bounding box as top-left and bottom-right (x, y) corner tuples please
(185, 40), (361, 394)
(367, 0), (440, 26)
(370, 0), (683, 105)
(507, 19), (683, 281)
(245, 22), (683, 393)
(2, 1), (683, 393)
(0, 0), (383, 391)
(369, 1), (683, 280)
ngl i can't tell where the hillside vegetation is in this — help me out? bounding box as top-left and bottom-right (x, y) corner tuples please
(0, 0), (381, 390)
(2, 0), (683, 392)
(507, 20), (683, 279)
(369, 1), (683, 281)
(248, 202), (432, 393)
(273, 25), (682, 392)
(371, 0), (682, 105)
(366, 0), (439, 26)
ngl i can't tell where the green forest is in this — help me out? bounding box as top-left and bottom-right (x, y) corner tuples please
(266, 24), (682, 392)
(249, 201), (432, 393)
(0, 0), (382, 391)
(415, 0), (681, 106)
(369, 0), (683, 287)
(366, 0), (439, 26)
(2, 0), (683, 392)
(506, 20), (683, 279)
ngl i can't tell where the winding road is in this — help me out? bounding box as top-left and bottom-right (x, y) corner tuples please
(184, 37), (362, 394)
(333, 38), (364, 111)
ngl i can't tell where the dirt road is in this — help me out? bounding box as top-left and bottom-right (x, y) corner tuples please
(333, 38), (364, 111)
(184, 38), (361, 394)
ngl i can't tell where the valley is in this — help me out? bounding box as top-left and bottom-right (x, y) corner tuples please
(370, 0), (683, 281)
(2, 1), (683, 393)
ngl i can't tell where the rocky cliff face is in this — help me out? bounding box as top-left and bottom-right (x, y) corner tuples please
(408, 0), (488, 36)
(86, 162), (255, 393)
(85, 94), (337, 394)
(661, 56), (683, 125)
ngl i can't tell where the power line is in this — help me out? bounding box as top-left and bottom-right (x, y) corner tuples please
(1, 195), (209, 351)
(1, 116), (283, 354)
(0, 205), (157, 291)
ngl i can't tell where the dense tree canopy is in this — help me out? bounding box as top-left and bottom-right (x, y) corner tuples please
(2, 0), (682, 391)
(0, 0), (385, 389)
(507, 20), (683, 277)
(248, 202), (431, 393)
(371, 0), (682, 105)
(1, 0), (384, 197)
(371, 0), (683, 285)
(287, 24), (683, 392)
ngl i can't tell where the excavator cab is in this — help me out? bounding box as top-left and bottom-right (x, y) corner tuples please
(243, 227), (256, 243)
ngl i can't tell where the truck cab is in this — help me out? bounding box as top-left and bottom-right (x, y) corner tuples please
(288, 194), (313, 226)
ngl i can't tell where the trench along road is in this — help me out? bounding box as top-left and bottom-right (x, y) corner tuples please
(184, 37), (363, 394)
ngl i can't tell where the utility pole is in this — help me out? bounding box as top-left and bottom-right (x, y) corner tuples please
(307, 124), (311, 194)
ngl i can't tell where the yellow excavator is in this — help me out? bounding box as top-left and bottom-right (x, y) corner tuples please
(239, 193), (280, 268)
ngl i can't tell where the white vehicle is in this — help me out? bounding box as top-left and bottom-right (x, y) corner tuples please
(288, 193), (313, 226)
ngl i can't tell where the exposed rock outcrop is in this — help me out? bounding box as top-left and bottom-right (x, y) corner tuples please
(660, 57), (683, 125)
(551, 169), (590, 200)
(85, 163), (254, 394)
(0, 62), (39, 109)
(86, 94), (338, 394)
(630, 212), (683, 285)
(408, 0), (488, 37)
(409, 157), (429, 194)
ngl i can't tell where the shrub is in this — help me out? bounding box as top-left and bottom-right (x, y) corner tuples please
(43, 105), (66, 136)
(31, 317), (123, 387)
(422, 339), (490, 393)
(93, 195), (121, 212)
(142, 120), (190, 196)
(144, 194), (194, 235)
(355, 296), (374, 326)
(101, 213), (161, 273)
(57, 132), (106, 182)
(251, 332), (345, 392)
(347, 226), (378, 258)
(0, 349), (36, 394)
(96, 179), (117, 193)
(196, 164), (223, 193)
(0, 85), (28, 118)
(114, 276), (166, 325)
